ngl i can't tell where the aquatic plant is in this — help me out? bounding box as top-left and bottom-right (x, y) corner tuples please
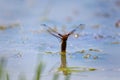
(35, 62), (44, 80)
(0, 59), (71, 80)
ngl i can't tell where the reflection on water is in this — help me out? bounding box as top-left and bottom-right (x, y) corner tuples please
(0, 0), (120, 80)
(60, 52), (69, 75)
(59, 51), (97, 76)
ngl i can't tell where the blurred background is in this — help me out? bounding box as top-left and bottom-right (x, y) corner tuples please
(0, 0), (120, 80)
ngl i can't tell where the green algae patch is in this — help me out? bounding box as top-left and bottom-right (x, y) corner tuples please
(58, 66), (97, 74)
(58, 67), (72, 75)
(88, 68), (96, 71)
(45, 51), (53, 54)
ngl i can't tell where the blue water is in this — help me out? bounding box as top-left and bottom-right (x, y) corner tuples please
(0, 0), (120, 80)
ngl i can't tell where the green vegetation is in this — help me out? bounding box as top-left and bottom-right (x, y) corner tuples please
(0, 58), (71, 80)
(58, 66), (96, 73)
(0, 57), (8, 80)
(0, 57), (96, 80)
(34, 62), (44, 80)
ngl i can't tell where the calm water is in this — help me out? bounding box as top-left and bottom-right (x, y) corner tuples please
(0, 0), (120, 80)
